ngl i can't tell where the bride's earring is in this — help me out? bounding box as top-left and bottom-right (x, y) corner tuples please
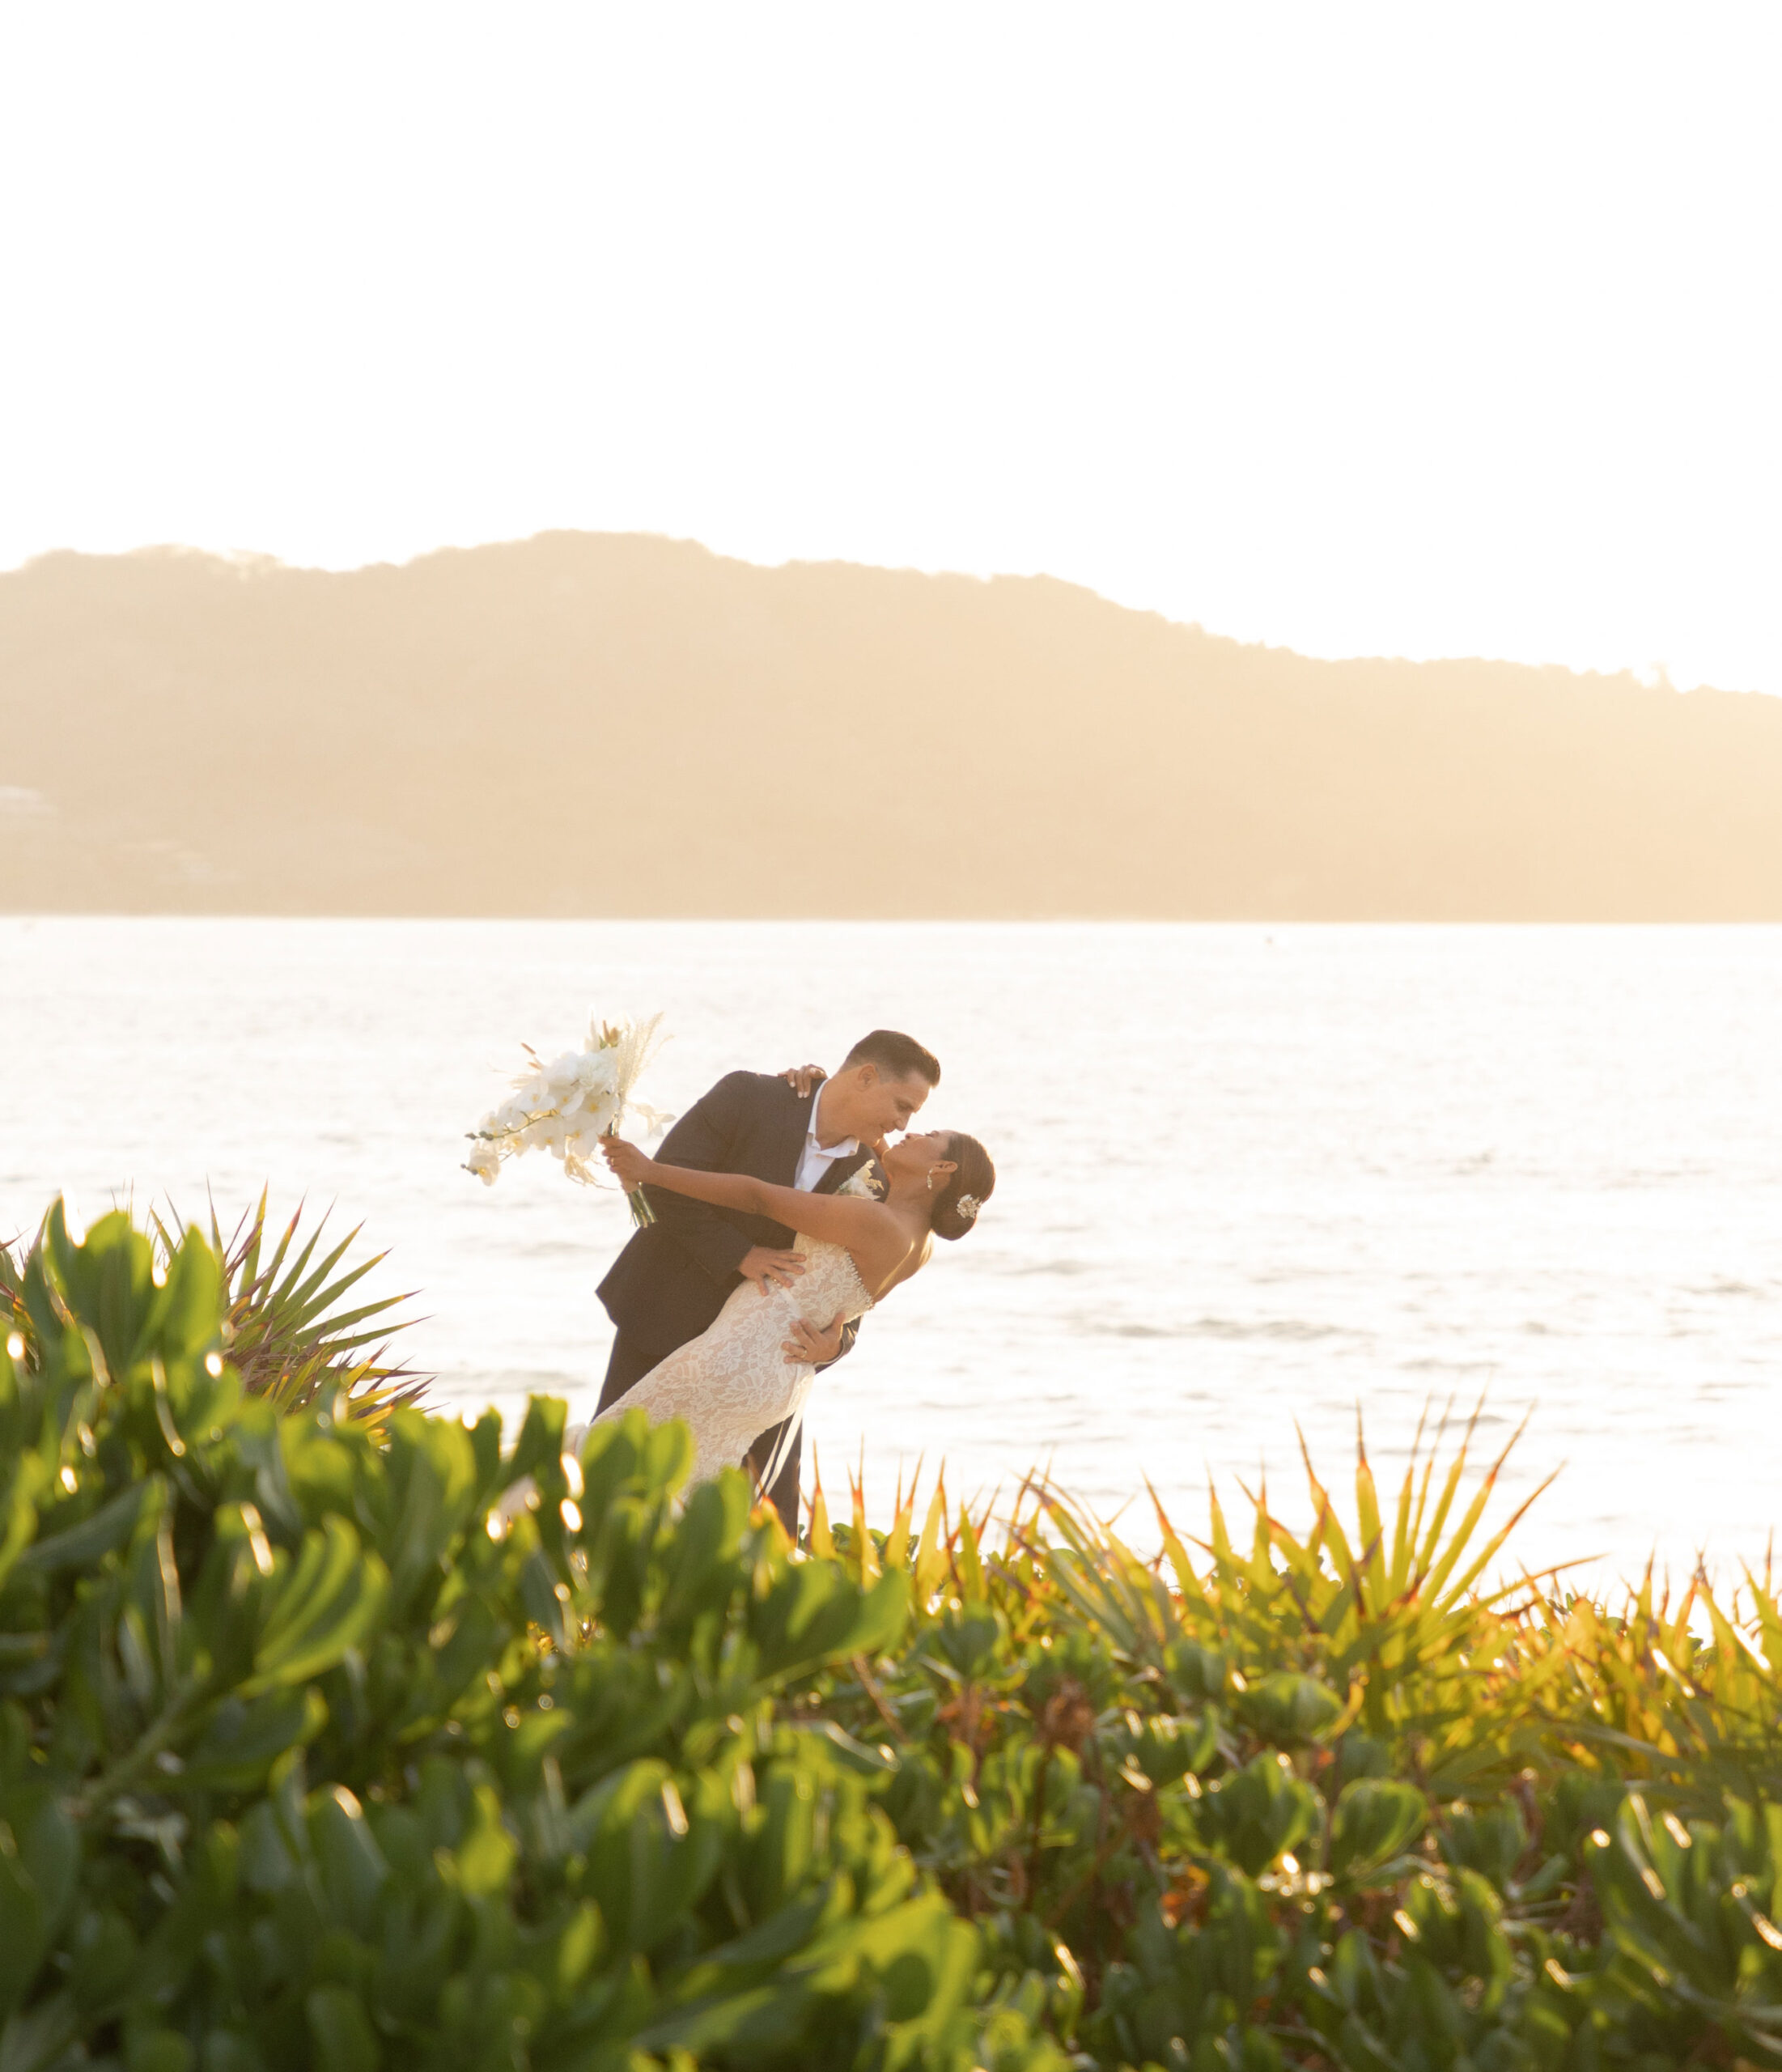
(927, 1170), (937, 1191)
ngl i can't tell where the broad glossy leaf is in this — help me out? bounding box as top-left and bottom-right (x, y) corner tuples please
(1330, 1777), (1428, 1881)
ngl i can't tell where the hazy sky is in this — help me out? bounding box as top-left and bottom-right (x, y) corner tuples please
(2, 6), (1778, 691)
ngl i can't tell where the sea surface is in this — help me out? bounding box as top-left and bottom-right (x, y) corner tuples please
(4, 918), (1780, 1591)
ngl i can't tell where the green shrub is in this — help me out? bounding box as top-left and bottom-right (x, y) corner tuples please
(0, 1202), (1064, 2071)
(11, 1192), (1782, 2072)
(792, 1432), (1782, 2070)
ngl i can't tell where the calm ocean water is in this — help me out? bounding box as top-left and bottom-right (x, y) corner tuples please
(3, 918), (1780, 1587)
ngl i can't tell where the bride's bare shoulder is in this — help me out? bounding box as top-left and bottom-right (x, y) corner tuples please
(870, 1229), (932, 1300)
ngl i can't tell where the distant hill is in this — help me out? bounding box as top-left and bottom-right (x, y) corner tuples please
(4, 533), (1781, 919)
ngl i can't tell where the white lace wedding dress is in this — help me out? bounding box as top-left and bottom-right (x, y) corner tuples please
(583, 1234), (875, 1488)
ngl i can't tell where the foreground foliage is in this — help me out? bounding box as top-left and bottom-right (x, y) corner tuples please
(3, 1192), (426, 1426)
(799, 1439), (1782, 2072)
(6, 1197), (1782, 2071)
(1, 1200), (1042, 2071)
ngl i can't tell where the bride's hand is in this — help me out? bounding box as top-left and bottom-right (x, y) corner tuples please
(783, 1311), (845, 1365)
(598, 1135), (651, 1187)
(779, 1064), (828, 1098)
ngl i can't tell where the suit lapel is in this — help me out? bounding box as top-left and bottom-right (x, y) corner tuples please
(770, 1087), (813, 1187)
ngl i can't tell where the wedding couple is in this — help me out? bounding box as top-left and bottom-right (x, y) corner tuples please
(583, 1029), (995, 1529)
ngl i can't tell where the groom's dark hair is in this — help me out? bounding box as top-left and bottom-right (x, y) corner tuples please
(842, 1030), (940, 1086)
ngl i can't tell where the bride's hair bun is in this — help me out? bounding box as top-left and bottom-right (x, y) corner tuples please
(931, 1133), (995, 1242)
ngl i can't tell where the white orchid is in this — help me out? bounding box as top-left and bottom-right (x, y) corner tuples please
(464, 1011), (673, 1225)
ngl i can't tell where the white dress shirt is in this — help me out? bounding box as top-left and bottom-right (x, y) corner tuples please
(794, 1085), (859, 1192)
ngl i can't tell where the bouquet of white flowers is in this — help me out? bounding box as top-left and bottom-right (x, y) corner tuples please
(464, 1013), (673, 1225)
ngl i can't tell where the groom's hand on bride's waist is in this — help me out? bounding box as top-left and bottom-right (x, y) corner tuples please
(740, 1246), (806, 1293)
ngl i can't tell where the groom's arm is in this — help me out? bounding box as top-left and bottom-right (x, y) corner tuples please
(645, 1072), (759, 1285)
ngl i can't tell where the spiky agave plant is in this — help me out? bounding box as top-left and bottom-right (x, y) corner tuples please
(0, 1227), (28, 1352)
(153, 1190), (429, 1429)
(957, 1401), (1575, 1797)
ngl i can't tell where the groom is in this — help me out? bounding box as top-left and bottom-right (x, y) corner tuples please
(594, 1029), (942, 1531)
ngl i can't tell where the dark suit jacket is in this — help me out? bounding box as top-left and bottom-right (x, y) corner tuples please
(596, 1072), (882, 1515)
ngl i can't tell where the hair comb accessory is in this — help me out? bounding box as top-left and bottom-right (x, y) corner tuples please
(953, 1193), (981, 1223)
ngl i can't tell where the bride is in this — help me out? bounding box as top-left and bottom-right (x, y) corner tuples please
(588, 1124), (995, 1491)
